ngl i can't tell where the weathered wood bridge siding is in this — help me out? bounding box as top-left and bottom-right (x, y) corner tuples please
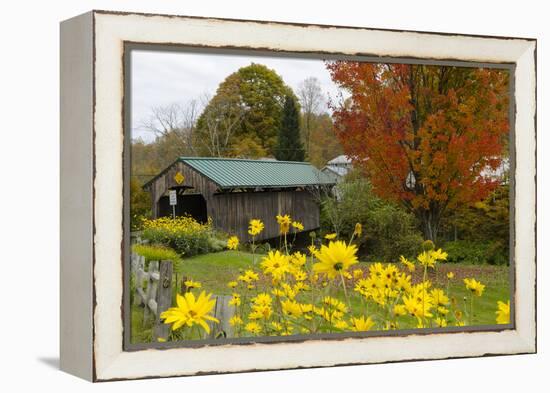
(211, 190), (319, 241)
(148, 160), (217, 219)
(143, 158), (335, 241)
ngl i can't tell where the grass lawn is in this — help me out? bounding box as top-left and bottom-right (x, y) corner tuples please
(173, 250), (261, 295)
(131, 250), (510, 342)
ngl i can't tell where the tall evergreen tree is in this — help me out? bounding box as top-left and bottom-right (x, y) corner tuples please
(275, 95), (305, 161)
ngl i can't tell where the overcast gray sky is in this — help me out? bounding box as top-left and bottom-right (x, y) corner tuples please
(130, 49), (344, 142)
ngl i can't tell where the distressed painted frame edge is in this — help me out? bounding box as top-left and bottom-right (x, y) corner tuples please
(60, 10), (536, 382)
(60, 11), (94, 381)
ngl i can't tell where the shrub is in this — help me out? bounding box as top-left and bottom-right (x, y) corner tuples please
(320, 175), (422, 261)
(443, 240), (508, 265)
(132, 244), (182, 267)
(141, 216), (224, 257)
(130, 178), (151, 231)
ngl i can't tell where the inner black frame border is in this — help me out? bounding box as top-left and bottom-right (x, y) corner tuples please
(122, 43), (517, 352)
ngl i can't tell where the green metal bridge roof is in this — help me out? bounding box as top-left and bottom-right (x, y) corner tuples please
(179, 157), (336, 189)
(144, 157), (335, 188)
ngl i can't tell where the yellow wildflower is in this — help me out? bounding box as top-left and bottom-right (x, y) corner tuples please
(271, 287), (285, 297)
(322, 296), (348, 314)
(496, 300), (510, 324)
(292, 221), (304, 231)
(400, 255), (416, 272)
(313, 240), (358, 279)
(229, 315), (243, 326)
(431, 248), (448, 261)
(290, 252), (307, 267)
(184, 280), (201, 289)
(248, 219), (264, 236)
(430, 288), (449, 307)
(280, 282), (297, 299)
(252, 293), (272, 306)
(354, 278), (371, 297)
(435, 317), (448, 327)
(396, 273), (412, 292)
(308, 245), (318, 256)
(324, 233), (337, 240)
(437, 307), (449, 315)
(349, 316), (375, 332)
(417, 251), (435, 268)
(245, 322), (262, 334)
(227, 236), (239, 250)
(249, 306), (272, 320)
(314, 306), (344, 322)
(369, 262), (385, 278)
(447, 272), (455, 279)
(464, 278), (485, 296)
(228, 293), (241, 306)
(276, 214), (292, 234)
(334, 320), (349, 330)
(353, 269), (363, 280)
(160, 291), (219, 333)
(402, 294), (433, 319)
(294, 282), (310, 292)
(227, 281), (238, 288)
(238, 269), (259, 283)
(281, 299), (303, 318)
(292, 269), (307, 281)
(393, 304), (407, 316)
(354, 223), (362, 236)
(260, 250), (291, 280)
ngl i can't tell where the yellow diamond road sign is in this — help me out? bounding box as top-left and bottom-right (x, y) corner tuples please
(174, 172), (185, 185)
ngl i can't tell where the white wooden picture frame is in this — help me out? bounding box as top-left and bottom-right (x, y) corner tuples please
(60, 10), (536, 381)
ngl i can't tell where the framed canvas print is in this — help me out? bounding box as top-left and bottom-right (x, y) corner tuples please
(60, 10), (537, 382)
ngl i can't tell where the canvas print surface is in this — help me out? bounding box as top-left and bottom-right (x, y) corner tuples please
(128, 49), (512, 346)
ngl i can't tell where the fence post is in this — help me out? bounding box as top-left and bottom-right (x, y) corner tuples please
(209, 295), (235, 339)
(143, 261), (159, 323)
(133, 255), (145, 306)
(153, 260), (173, 341)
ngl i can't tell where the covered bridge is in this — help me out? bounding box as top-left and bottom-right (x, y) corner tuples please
(143, 157), (336, 241)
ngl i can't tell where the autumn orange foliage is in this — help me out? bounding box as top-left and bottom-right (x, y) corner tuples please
(326, 62), (509, 241)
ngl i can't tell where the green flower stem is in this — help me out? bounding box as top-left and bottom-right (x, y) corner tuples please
(470, 295), (475, 325)
(339, 272), (351, 309)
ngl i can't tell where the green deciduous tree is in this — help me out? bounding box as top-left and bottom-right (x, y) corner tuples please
(196, 63), (296, 158)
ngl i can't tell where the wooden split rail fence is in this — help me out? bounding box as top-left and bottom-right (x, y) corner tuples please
(132, 252), (236, 341)
(132, 254), (173, 341)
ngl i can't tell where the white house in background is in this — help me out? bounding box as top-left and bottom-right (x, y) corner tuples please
(480, 157), (510, 184)
(404, 156), (510, 192)
(321, 155), (353, 183)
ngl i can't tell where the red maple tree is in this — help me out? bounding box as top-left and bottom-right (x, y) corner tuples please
(326, 62), (509, 241)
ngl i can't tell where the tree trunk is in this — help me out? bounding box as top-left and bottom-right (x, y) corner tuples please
(419, 208), (440, 243)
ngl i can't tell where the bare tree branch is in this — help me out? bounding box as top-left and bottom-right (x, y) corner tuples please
(298, 77), (324, 157)
(139, 100), (201, 154)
